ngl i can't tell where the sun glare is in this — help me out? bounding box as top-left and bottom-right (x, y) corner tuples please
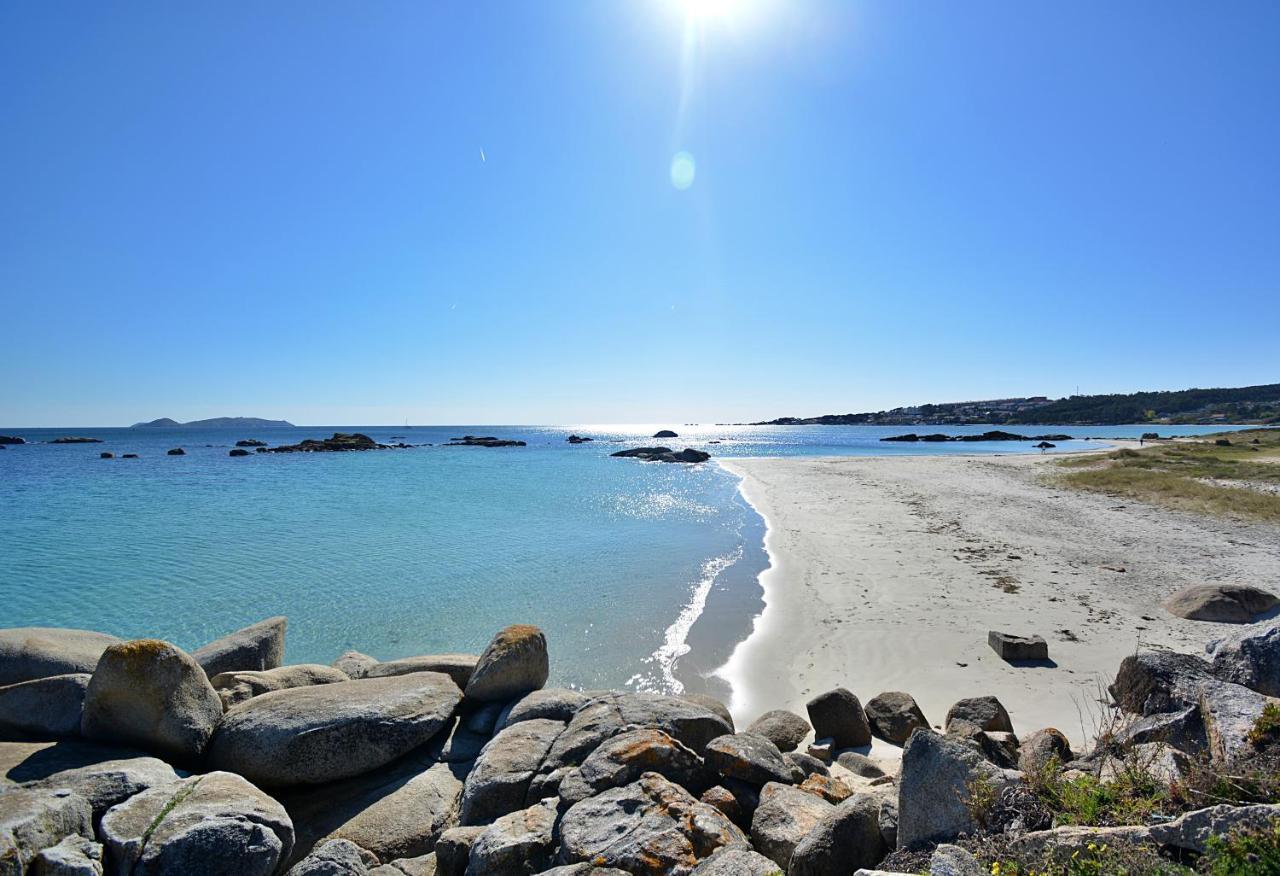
(675, 0), (739, 21)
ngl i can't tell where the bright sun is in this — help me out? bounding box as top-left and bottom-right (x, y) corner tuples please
(676, 0), (739, 21)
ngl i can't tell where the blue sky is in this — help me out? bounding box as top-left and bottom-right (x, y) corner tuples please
(2, 1), (1277, 426)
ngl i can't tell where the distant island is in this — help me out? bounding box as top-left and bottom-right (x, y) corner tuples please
(131, 417), (295, 429)
(753, 382), (1280, 427)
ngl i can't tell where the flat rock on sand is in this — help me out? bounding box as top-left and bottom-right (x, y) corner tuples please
(1162, 584), (1279, 623)
(208, 672), (462, 786)
(0, 627), (121, 686)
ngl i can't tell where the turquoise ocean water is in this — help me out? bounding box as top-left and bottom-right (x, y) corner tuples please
(0, 423), (1250, 698)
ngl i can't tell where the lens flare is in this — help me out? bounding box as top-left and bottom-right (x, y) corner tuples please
(670, 151), (696, 190)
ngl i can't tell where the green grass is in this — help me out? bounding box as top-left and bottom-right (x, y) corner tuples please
(1248, 703), (1280, 748)
(1024, 756), (1173, 828)
(1053, 429), (1280, 522)
(1202, 819), (1280, 876)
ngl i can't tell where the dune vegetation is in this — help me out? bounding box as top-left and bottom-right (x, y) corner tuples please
(1054, 429), (1280, 522)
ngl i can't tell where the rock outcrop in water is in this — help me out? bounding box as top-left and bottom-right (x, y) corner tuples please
(611, 446), (711, 463)
(0, 435), (25, 445)
(444, 435), (528, 448)
(50, 437), (102, 444)
(1, 617), (1278, 875)
(266, 433), (388, 453)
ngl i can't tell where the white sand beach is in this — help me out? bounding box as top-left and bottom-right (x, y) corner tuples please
(717, 452), (1280, 751)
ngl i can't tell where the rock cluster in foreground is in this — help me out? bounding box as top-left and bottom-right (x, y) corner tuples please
(2, 617), (1278, 875)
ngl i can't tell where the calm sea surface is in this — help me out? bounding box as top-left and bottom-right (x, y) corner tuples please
(0, 423), (1250, 697)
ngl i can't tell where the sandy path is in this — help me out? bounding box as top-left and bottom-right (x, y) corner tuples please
(716, 453), (1280, 751)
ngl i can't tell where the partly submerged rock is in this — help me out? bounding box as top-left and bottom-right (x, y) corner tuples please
(80, 639), (223, 761)
(332, 651), (379, 680)
(610, 447), (711, 463)
(1162, 584), (1278, 623)
(463, 625), (548, 703)
(99, 771), (295, 876)
(558, 772), (747, 875)
(0, 627), (121, 686)
(268, 433), (387, 453)
(208, 672), (461, 786)
(194, 616), (288, 678)
(212, 664), (350, 710)
(365, 654), (479, 690)
(443, 436), (527, 448)
(0, 673), (89, 739)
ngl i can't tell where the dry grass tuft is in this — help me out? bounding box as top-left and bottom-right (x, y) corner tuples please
(1053, 429), (1280, 522)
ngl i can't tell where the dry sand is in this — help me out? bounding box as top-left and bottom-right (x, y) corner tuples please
(717, 451), (1280, 751)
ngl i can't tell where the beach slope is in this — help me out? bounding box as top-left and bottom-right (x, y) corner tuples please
(718, 453), (1280, 746)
